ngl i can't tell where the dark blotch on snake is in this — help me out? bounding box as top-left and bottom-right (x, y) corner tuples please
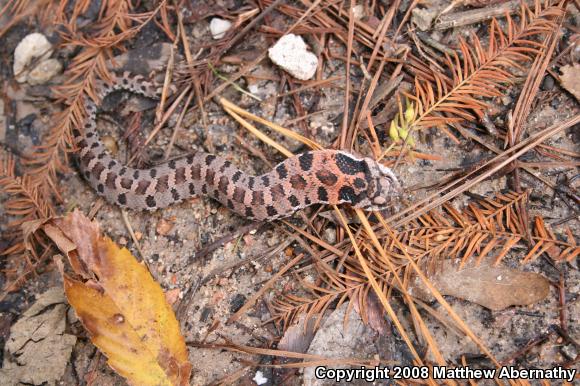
(316, 170), (338, 186)
(81, 151), (94, 167)
(191, 164), (201, 180)
(299, 152), (313, 171)
(288, 195), (300, 207)
(317, 187), (328, 202)
(271, 184), (285, 201)
(354, 178), (366, 189)
(92, 162), (106, 180)
(219, 161), (231, 173)
(120, 178), (133, 190)
(252, 191), (264, 206)
(339, 186), (356, 203)
(105, 172), (116, 189)
(205, 155), (216, 166)
(218, 176), (229, 193)
(135, 180), (151, 195)
(276, 164), (288, 179)
(290, 175), (307, 190)
(205, 169), (215, 185)
(233, 187), (246, 203)
(175, 167), (186, 184)
(336, 153), (364, 175)
(155, 175), (169, 193)
(266, 206), (278, 217)
(232, 171), (242, 183)
(171, 188), (180, 201)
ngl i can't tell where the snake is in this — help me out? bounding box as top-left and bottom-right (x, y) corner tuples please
(72, 72), (401, 221)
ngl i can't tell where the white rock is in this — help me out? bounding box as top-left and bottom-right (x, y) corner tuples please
(27, 58), (62, 85)
(209, 18), (232, 39)
(268, 34), (318, 80)
(352, 4), (365, 19)
(13, 33), (53, 83)
(253, 371), (268, 385)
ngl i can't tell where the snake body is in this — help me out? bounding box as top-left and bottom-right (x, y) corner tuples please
(73, 72), (400, 221)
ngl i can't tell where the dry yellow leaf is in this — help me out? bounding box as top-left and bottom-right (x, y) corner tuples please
(46, 210), (191, 386)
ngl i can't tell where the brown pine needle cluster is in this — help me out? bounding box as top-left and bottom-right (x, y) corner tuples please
(0, 155), (54, 256)
(269, 191), (578, 330)
(404, 1), (565, 134)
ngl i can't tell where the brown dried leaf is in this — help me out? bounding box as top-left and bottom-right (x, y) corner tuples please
(278, 314), (318, 354)
(409, 258), (550, 310)
(559, 64), (580, 102)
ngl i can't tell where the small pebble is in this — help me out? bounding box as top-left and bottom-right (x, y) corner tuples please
(541, 74), (555, 91)
(13, 32), (53, 83)
(253, 371), (268, 386)
(27, 58), (62, 85)
(268, 34), (318, 80)
(323, 228), (337, 244)
(229, 294), (247, 313)
(352, 4), (365, 19)
(209, 18), (232, 40)
(156, 217), (175, 235)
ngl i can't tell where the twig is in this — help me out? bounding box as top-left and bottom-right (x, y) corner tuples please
(163, 90), (194, 160)
(434, 0), (523, 30)
(191, 222), (262, 261)
(121, 210), (144, 261)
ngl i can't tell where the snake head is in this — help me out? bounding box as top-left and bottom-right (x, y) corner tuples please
(354, 158), (401, 211)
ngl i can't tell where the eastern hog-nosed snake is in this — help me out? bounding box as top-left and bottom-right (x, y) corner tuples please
(74, 73), (400, 221)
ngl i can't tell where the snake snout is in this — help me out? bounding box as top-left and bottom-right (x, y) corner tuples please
(361, 160), (401, 211)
